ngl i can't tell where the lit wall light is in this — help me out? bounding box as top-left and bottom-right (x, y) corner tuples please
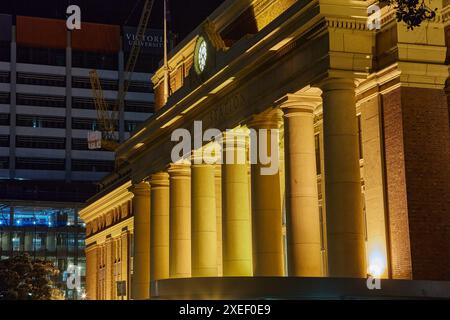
(270, 37), (294, 51)
(133, 142), (145, 150)
(160, 115), (183, 129)
(181, 96), (208, 115)
(210, 77), (235, 94)
(368, 251), (386, 278)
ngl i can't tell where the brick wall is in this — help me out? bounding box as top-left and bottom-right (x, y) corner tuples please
(382, 87), (450, 281)
(382, 88), (412, 279)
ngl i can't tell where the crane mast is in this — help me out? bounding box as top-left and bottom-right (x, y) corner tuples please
(89, 0), (156, 151)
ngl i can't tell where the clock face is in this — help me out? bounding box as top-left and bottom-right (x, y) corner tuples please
(195, 38), (207, 74)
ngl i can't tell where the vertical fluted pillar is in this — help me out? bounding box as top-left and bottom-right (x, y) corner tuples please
(191, 157), (218, 277)
(277, 93), (322, 277)
(149, 172), (170, 282)
(321, 78), (366, 277)
(222, 131), (253, 276)
(214, 165), (223, 276)
(168, 163), (191, 278)
(130, 182), (150, 300)
(248, 111), (284, 276)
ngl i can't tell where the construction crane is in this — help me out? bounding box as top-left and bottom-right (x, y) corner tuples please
(89, 0), (155, 151)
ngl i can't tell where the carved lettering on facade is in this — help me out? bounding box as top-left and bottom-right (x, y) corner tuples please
(209, 93), (246, 125)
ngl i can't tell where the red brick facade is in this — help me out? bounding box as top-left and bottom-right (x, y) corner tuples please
(382, 87), (450, 280)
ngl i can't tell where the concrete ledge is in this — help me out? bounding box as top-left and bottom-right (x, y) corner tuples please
(151, 277), (450, 300)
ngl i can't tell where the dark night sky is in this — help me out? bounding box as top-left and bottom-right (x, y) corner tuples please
(0, 0), (226, 42)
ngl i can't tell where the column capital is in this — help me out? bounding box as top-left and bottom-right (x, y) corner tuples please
(191, 148), (221, 165)
(320, 77), (357, 92)
(276, 93), (322, 115)
(149, 172), (169, 188)
(129, 181), (150, 196)
(247, 109), (282, 129)
(167, 163), (191, 177)
(222, 129), (248, 150)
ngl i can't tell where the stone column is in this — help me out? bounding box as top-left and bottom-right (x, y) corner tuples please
(85, 244), (98, 300)
(149, 172), (170, 282)
(214, 165), (223, 276)
(248, 111), (284, 276)
(168, 164), (191, 278)
(130, 182), (151, 300)
(277, 93), (322, 277)
(191, 158), (218, 277)
(222, 131), (253, 276)
(320, 78), (366, 278)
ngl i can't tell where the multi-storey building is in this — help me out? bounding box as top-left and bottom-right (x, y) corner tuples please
(80, 0), (450, 300)
(0, 14), (162, 299)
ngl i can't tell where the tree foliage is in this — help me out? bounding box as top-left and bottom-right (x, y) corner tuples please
(380, 0), (437, 29)
(0, 253), (63, 300)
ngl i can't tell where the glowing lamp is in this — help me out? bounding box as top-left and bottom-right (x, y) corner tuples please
(368, 251), (386, 278)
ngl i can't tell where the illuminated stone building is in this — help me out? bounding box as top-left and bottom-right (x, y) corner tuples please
(80, 0), (450, 300)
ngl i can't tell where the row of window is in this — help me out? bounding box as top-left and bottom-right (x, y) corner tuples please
(18, 47), (66, 67)
(0, 41), (10, 62)
(17, 72), (66, 87)
(0, 113), (9, 126)
(15, 115), (140, 131)
(1, 71), (153, 93)
(0, 156), (8, 169)
(12, 93), (154, 113)
(0, 71), (10, 83)
(0, 92), (9, 104)
(15, 46), (161, 72)
(0, 135), (10, 147)
(15, 157), (114, 172)
(16, 114), (66, 129)
(16, 135), (66, 149)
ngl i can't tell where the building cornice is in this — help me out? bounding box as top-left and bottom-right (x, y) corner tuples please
(79, 180), (132, 223)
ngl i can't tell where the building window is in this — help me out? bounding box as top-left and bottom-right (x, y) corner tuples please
(126, 52), (161, 73)
(124, 100), (154, 113)
(0, 92), (10, 104)
(0, 41), (10, 62)
(72, 159), (114, 172)
(358, 114), (363, 160)
(17, 93), (66, 108)
(315, 134), (321, 175)
(128, 81), (153, 93)
(0, 114), (10, 126)
(12, 236), (20, 252)
(125, 121), (140, 132)
(72, 97), (115, 110)
(16, 136), (66, 149)
(319, 206), (325, 251)
(0, 156), (9, 169)
(17, 46), (66, 66)
(72, 118), (101, 130)
(17, 115), (66, 129)
(0, 71), (10, 83)
(17, 72), (66, 87)
(16, 157), (65, 171)
(72, 51), (118, 70)
(72, 77), (118, 91)
(0, 135), (9, 147)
